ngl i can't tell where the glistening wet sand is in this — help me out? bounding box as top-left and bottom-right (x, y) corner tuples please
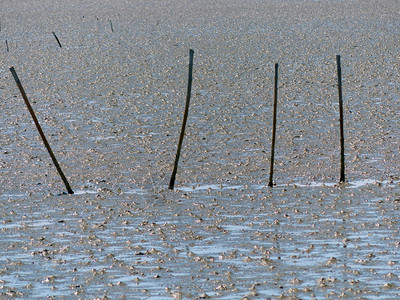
(1, 0), (399, 298)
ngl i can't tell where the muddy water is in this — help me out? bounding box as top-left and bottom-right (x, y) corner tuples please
(1, 0), (400, 298)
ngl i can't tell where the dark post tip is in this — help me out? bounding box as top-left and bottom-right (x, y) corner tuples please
(10, 66), (17, 79)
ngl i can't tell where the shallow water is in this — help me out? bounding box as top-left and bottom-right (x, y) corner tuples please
(1, 0), (400, 298)
(1, 184), (400, 299)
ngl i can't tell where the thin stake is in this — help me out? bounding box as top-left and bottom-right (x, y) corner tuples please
(9, 67), (74, 194)
(6, 39), (9, 52)
(52, 31), (62, 48)
(169, 49), (195, 190)
(268, 63), (279, 187)
(110, 20), (114, 32)
(336, 55), (345, 183)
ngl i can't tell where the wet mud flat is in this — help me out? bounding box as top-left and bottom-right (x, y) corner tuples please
(1, 182), (400, 299)
(1, 0), (400, 298)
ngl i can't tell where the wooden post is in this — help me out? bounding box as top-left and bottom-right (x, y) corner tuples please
(336, 55), (345, 183)
(9, 67), (74, 194)
(268, 63), (279, 187)
(169, 49), (195, 190)
(110, 20), (114, 32)
(6, 40), (9, 52)
(52, 32), (62, 48)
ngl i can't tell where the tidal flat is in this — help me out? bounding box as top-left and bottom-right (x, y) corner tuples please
(0, 0), (399, 298)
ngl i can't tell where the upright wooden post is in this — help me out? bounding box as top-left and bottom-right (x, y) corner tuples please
(268, 63), (279, 187)
(336, 55), (345, 183)
(110, 20), (114, 32)
(169, 49), (195, 190)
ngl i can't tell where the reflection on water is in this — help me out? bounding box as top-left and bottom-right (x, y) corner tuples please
(1, 181), (399, 298)
(177, 178), (400, 192)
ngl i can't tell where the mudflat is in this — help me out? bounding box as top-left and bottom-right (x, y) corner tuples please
(1, 0), (399, 298)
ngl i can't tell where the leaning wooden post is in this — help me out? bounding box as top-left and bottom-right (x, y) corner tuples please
(268, 63), (279, 187)
(9, 67), (74, 194)
(52, 32), (62, 48)
(169, 49), (195, 190)
(336, 55), (345, 183)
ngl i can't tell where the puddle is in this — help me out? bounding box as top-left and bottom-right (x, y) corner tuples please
(72, 190), (98, 195)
